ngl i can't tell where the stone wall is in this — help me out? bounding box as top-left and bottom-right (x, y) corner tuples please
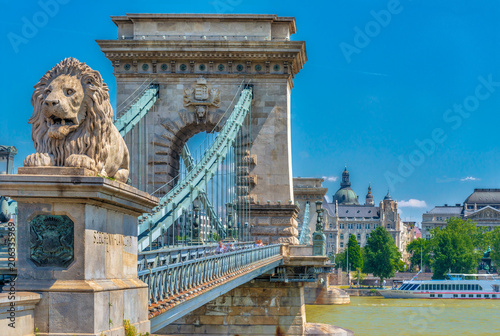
(0, 292), (41, 336)
(157, 280), (306, 336)
(249, 204), (299, 245)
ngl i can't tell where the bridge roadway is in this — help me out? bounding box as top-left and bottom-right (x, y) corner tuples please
(139, 243), (284, 332)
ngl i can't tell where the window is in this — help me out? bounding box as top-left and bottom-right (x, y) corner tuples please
(357, 224), (362, 229)
(329, 233), (333, 239)
(469, 294), (474, 298)
(461, 294), (466, 298)
(340, 234), (344, 240)
(366, 234), (370, 240)
(340, 242), (344, 248)
(453, 294), (458, 298)
(477, 294), (481, 298)
(485, 294), (490, 298)
(430, 294), (435, 298)
(348, 224), (353, 229)
(365, 224), (370, 229)
(438, 294), (443, 298)
(329, 224), (333, 229)
(493, 295), (497, 298)
(340, 223), (344, 229)
(357, 234), (361, 240)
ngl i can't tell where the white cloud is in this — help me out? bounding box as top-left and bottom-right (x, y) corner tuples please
(322, 176), (338, 182)
(398, 199), (427, 208)
(461, 176), (480, 182)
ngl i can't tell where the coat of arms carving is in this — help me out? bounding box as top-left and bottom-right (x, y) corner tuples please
(183, 77), (221, 123)
(30, 215), (74, 267)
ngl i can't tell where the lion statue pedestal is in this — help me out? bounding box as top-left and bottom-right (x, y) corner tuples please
(0, 173), (158, 336)
(0, 58), (158, 336)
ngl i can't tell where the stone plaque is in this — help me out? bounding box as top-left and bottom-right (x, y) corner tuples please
(30, 215), (74, 267)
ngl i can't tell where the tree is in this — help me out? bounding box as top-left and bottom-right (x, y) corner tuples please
(333, 235), (363, 272)
(431, 218), (481, 279)
(488, 227), (500, 270)
(352, 267), (367, 287)
(406, 238), (432, 272)
(364, 226), (401, 284)
(346, 234), (363, 272)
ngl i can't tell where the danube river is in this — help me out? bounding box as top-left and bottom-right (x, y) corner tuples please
(306, 296), (500, 335)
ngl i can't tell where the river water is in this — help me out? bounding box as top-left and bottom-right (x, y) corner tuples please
(306, 297), (500, 336)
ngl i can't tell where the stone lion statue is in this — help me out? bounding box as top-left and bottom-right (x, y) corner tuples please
(24, 58), (129, 182)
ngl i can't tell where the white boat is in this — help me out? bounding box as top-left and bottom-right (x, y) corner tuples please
(380, 273), (500, 299)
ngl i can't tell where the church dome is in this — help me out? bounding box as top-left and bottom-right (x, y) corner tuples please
(333, 187), (359, 205)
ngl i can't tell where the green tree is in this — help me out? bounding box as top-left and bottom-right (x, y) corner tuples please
(406, 238), (432, 272)
(488, 227), (500, 270)
(346, 234), (363, 271)
(364, 226), (401, 284)
(431, 218), (481, 279)
(352, 267), (367, 287)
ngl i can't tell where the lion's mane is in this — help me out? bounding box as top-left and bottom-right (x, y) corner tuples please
(29, 58), (113, 174)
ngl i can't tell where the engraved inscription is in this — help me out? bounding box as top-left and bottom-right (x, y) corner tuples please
(93, 231), (133, 247)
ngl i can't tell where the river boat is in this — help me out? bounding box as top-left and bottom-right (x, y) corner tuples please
(380, 273), (500, 299)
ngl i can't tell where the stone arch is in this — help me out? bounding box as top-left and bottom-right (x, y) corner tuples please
(152, 108), (226, 196)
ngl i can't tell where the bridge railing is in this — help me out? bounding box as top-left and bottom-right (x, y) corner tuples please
(138, 243), (282, 305)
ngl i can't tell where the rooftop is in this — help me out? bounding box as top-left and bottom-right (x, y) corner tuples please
(465, 189), (500, 204)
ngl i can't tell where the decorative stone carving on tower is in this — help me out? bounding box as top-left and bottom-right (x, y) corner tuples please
(22, 58), (130, 182)
(183, 77), (221, 124)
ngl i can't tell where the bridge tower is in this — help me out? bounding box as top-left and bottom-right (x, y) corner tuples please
(97, 15), (306, 242)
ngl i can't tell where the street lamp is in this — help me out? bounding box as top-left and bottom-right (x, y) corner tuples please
(226, 202), (234, 241)
(315, 201), (324, 232)
(313, 201), (326, 256)
(192, 198), (203, 245)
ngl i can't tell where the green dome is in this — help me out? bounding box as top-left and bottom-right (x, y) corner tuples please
(332, 187), (359, 205)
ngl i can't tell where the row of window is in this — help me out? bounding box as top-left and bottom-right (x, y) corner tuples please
(339, 233), (369, 241)
(418, 283), (484, 291)
(430, 294), (496, 298)
(339, 223), (380, 229)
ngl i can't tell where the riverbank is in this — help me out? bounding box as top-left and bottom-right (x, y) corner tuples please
(343, 288), (381, 296)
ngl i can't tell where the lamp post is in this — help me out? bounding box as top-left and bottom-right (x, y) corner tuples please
(225, 202), (235, 242)
(312, 201), (326, 256)
(192, 198), (203, 245)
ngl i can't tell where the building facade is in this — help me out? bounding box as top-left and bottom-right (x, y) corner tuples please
(422, 188), (500, 239)
(294, 167), (411, 260)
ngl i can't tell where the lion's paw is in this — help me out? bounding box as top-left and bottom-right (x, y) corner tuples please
(65, 154), (96, 171)
(24, 153), (55, 167)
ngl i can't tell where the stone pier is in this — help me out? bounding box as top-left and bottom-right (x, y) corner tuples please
(157, 279), (306, 336)
(0, 169), (158, 336)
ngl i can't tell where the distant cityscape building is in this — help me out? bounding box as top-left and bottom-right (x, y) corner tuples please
(294, 166), (412, 261)
(0, 145), (17, 175)
(422, 188), (500, 239)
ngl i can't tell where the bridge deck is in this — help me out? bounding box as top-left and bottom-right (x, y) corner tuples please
(139, 244), (283, 332)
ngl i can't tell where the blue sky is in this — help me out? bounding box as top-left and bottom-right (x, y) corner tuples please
(2, 0), (500, 223)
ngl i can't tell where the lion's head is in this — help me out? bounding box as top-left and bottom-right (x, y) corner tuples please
(29, 58), (113, 171)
